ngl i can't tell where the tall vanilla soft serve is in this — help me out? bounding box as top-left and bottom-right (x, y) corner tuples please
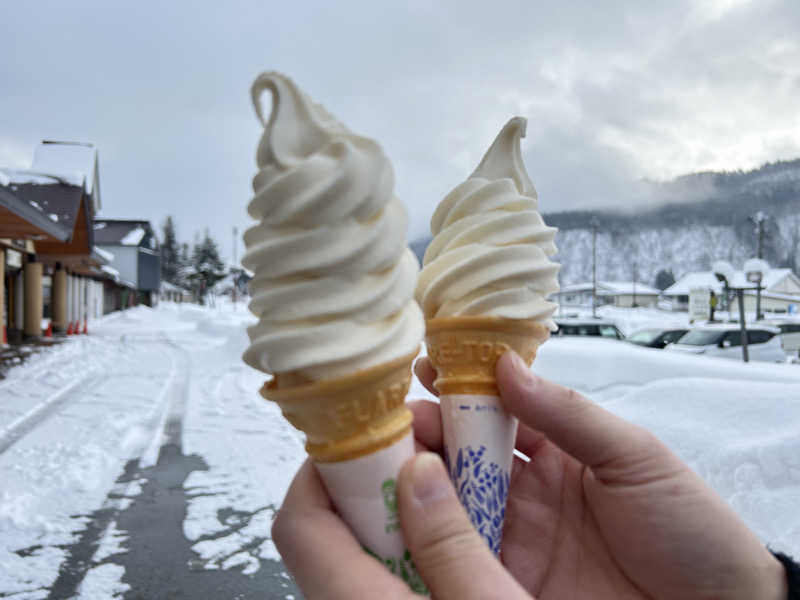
(243, 72), (423, 383)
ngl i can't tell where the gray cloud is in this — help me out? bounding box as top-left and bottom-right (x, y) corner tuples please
(1, 0), (798, 256)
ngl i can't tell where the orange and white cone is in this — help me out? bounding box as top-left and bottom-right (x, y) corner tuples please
(425, 316), (550, 555)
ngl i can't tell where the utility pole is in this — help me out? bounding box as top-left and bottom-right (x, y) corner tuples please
(232, 226), (238, 305)
(591, 216), (598, 318)
(750, 212), (767, 320)
(737, 288), (750, 363)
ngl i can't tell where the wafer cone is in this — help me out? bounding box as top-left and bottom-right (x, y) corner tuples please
(261, 349), (418, 463)
(425, 316), (550, 555)
(425, 316), (550, 394)
(261, 348), (427, 594)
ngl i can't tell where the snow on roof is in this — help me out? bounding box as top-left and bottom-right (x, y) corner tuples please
(120, 225), (146, 246)
(93, 245), (114, 262)
(558, 281), (660, 295)
(0, 168), (83, 187)
(743, 289), (800, 302)
(663, 269), (795, 296)
(596, 281), (661, 296)
(94, 219), (155, 247)
(31, 141), (101, 212)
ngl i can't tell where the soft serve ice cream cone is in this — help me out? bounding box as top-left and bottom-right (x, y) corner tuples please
(243, 72), (425, 592)
(416, 117), (559, 554)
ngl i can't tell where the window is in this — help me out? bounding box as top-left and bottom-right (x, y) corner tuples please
(679, 330), (724, 346)
(628, 329), (660, 344)
(599, 325), (620, 339)
(662, 330), (686, 344)
(748, 330), (774, 344)
(723, 331), (742, 347)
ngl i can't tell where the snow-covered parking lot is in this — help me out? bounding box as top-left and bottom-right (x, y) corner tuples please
(2, 303), (800, 598)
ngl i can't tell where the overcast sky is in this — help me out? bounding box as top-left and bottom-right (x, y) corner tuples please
(2, 1), (799, 261)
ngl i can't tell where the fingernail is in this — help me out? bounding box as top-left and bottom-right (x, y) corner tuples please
(412, 453), (452, 505)
(509, 351), (536, 387)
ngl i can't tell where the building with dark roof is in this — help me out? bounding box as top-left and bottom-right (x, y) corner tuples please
(1, 141), (124, 341)
(94, 219), (161, 306)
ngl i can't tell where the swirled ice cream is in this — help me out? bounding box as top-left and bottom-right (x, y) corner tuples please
(416, 117), (559, 328)
(243, 72), (424, 381)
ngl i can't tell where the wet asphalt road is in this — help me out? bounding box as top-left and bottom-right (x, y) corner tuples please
(42, 416), (303, 600)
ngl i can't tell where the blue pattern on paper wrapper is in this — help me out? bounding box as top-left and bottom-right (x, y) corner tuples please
(444, 444), (510, 554)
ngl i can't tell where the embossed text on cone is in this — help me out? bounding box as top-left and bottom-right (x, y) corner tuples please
(261, 350), (418, 463)
(425, 317), (549, 395)
(426, 316), (550, 554)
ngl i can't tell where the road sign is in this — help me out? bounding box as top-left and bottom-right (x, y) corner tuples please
(689, 287), (711, 322)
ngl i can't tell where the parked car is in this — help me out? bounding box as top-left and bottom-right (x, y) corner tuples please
(666, 325), (785, 362)
(554, 318), (625, 340)
(627, 328), (689, 349)
(755, 319), (800, 356)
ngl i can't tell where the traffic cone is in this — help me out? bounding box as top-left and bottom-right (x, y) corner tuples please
(45, 322), (53, 338)
(82, 320), (88, 335)
(66, 321), (73, 335)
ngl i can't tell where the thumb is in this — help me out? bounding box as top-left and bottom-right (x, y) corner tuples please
(397, 453), (531, 599)
(497, 352), (678, 483)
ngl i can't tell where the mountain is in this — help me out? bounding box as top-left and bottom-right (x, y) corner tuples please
(410, 159), (800, 288)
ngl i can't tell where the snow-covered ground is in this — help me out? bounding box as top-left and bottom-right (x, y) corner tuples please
(0, 303), (304, 599)
(2, 302), (800, 598)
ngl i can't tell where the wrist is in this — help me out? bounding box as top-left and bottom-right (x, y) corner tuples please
(763, 551), (789, 600)
(771, 551), (798, 600)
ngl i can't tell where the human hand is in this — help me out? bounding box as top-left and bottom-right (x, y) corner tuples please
(272, 449), (535, 598)
(271, 397), (532, 597)
(412, 351), (787, 599)
(272, 350), (787, 599)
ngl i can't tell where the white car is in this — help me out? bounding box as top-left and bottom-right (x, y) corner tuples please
(755, 319), (800, 356)
(666, 325), (786, 362)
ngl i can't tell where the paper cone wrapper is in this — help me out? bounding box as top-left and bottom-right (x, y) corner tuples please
(425, 317), (549, 554)
(261, 349), (427, 594)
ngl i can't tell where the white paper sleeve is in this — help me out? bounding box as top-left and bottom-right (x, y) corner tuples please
(315, 430), (427, 594)
(440, 393), (517, 554)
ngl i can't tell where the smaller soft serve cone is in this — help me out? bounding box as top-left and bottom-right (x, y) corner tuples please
(244, 72), (426, 593)
(416, 117), (559, 554)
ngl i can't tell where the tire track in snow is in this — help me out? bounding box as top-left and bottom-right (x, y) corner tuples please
(0, 373), (96, 455)
(44, 335), (188, 599)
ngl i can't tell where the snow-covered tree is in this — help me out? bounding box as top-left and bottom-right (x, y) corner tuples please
(189, 230), (226, 303)
(160, 216), (180, 284)
(654, 269), (675, 291)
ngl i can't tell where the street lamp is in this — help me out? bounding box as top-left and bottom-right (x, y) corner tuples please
(713, 260), (758, 363)
(744, 257), (769, 321)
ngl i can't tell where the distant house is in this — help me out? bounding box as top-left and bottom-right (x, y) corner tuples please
(554, 281), (660, 308)
(94, 219), (161, 306)
(662, 268), (800, 313)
